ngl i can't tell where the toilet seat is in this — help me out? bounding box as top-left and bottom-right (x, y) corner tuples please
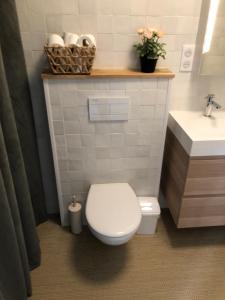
(86, 183), (141, 243)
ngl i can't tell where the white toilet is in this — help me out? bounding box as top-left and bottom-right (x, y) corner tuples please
(85, 183), (141, 246)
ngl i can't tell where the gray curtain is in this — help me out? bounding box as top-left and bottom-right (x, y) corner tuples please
(0, 0), (47, 224)
(0, 48), (40, 299)
(0, 0), (48, 299)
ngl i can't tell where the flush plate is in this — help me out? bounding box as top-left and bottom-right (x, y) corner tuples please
(88, 97), (129, 121)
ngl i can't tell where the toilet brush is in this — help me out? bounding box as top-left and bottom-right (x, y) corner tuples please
(68, 195), (82, 234)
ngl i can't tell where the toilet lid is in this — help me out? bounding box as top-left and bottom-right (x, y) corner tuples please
(86, 183), (141, 238)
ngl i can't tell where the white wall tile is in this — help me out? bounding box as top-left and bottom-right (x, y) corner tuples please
(67, 148), (83, 160)
(97, 34), (113, 51)
(130, 0), (148, 16)
(96, 148), (110, 159)
(68, 160), (83, 171)
(52, 106), (63, 120)
(65, 134), (82, 147)
(55, 135), (66, 147)
(113, 34), (134, 52)
(57, 146), (67, 159)
(113, 0), (130, 15)
(46, 15), (63, 33)
(80, 117), (95, 133)
(68, 170), (84, 181)
(96, 159), (111, 172)
(98, 0), (112, 15)
(78, 0), (97, 15)
(43, 0), (62, 14)
(138, 133), (151, 146)
(26, 0), (43, 14)
(58, 159), (68, 170)
(110, 133), (124, 147)
(109, 147), (124, 158)
(113, 16), (131, 34)
(79, 15), (97, 33)
(95, 134), (110, 147)
(29, 12), (46, 32)
(139, 105), (154, 119)
(94, 51), (115, 68)
(161, 17), (199, 35)
(140, 78), (158, 90)
(97, 16), (113, 33)
(63, 107), (79, 120)
(62, 15), (80, 32)
(114, 126), (129, 137)
(61, 0), (78, 15)
(146, 16), (161, 29)
(130, 16), (147, 33)
(53, 121), (64, 135)
(64, 121), (80, 134)
(81, 134), (95, 146)
(125, 133), (139, 146)
(140, 90), (157, 105)
(147, 0), (172, 16)
(31, 33), (46, 51)
(173, 0), (202, 17)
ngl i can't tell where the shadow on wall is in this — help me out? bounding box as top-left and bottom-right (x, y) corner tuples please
(28, 51), (59, 214)
(161, 209), (225, 249)
(71, 228), (128, 282)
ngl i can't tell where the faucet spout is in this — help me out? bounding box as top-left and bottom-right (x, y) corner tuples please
(204, 94), (222, 117)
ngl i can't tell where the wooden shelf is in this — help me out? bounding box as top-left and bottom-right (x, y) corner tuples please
(41, 68), (175, 79)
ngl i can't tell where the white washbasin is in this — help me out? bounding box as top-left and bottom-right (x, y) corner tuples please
(168, 110), (225, 156)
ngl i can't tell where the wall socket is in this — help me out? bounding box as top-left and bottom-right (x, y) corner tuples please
(180, 44), (196, 72)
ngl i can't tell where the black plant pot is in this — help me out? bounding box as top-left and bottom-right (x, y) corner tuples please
(140, 57), (158, 73)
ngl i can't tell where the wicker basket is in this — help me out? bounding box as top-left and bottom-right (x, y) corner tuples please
(44, 45), (96, 74)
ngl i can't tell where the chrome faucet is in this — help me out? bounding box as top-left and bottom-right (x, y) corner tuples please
(204, 94), (222, 117)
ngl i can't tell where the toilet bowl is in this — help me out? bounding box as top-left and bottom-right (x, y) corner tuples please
(85, 183), (141, 246)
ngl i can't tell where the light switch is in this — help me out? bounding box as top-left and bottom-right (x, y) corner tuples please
(180, 44), (195, 72)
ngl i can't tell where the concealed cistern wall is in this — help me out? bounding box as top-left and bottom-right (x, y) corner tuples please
(43, 77), (171, 225)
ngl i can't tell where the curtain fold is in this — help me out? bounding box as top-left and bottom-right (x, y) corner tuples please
(0, 0), (47, 224)
(0, 1), (47, 299)
(0, 48), (40, 299)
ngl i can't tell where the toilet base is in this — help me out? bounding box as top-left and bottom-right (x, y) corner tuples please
(88, 225), (136, 246)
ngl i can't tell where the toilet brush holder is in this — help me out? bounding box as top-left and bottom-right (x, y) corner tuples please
(68, 196), (82, 234)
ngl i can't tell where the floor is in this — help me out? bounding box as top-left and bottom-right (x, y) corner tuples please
(31, 210), (225, 300)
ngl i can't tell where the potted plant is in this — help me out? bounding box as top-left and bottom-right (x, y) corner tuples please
(134, 28), (166, 73)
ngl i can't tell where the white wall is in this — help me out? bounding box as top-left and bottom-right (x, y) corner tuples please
(16, 0), (207, 110)
(15, 0), (224, 212)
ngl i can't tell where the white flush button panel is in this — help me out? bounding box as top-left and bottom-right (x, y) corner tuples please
(180, 44), (195, 72)
(89, 97), (129, 121)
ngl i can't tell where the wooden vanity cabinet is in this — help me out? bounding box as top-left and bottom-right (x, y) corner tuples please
(160, 128), (225, 228)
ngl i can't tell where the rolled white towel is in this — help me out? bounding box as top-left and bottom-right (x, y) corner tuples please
(64, 32), (72, 45)
(77, 34), (96, 47)
(48, 34), (64, 47)
(64, 32), (79, 47)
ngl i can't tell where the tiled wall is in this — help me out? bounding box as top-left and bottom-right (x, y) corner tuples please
(15, 0), (206, 110)
(15, 0), (221, 213)
(44, 77), (171, 224)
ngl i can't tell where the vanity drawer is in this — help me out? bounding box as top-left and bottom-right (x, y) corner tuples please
(188, 158), (225, 178)
(184, 158), (225, 196)
(178, 195), (225, 228)
(184, 177), (225, 196)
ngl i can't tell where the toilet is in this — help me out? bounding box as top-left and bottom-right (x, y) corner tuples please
(85, 183), (141, 246)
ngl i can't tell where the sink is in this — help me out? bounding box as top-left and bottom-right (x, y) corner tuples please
(168, 110), (225, 156)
